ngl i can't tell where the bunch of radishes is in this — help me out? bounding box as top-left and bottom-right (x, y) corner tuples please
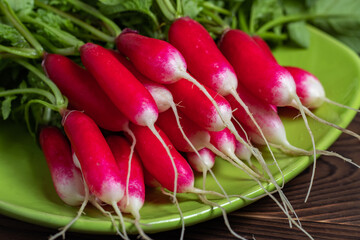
(28, 14), (360, 240)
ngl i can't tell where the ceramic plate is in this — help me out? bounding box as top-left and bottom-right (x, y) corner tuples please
(0, 26), (360, 234)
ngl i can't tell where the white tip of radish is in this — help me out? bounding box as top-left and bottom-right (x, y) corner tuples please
(211, 102), (233, 131)
(53, 168), (85, 206)
(273, 73), (297, 107)
(134, 106), (158, 127)
(235, 141), (252, 162)
(100, 179), (125, 204)
(187, 148), (215, 172)
(212, 69), (238, 96)
(118, 195), (144, 218)
(300, 75), (325, 109)
(145, 84), (173, 113)
(72, 152), (81, 170)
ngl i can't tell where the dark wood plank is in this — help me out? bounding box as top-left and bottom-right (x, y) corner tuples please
(1, 114), (360, 240)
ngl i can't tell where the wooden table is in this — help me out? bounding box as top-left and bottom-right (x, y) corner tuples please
(1, 114), (360, 240)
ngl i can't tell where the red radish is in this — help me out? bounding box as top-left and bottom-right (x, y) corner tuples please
(106, 135), (150, 240)
(168, 17), (238, 96)
(110, 51), (174, 113)
(129, 123), (194, 193)
(39, 126), (85, 206)
(80, 42), (180, 197)
(166, 78), (232, 131)
(143, 168), (161, 188)
(80, 43), (158, 127)
(116, 30), (268, 185)
(62, 110), (128, 239)
(42, 53), (129, 132)
(39, 126), (90, 240)
(252, 35), (277, 63)
(219, 29), (297, 107)
(116, 30), (234, 134)
(157, 109), (210, 152)
(252, 36), (360, 150)
(156, 109), (261, 179)
(186, 148), (215, 173)
(285, 66), (326, 109)
(166, 17), (283, 192)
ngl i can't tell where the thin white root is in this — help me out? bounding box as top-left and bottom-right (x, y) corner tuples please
(303, 107), (360, 141)
(198, 195), (247, 240)
(293, 95), (316, 203)
(206, 144), (263, 180)
(230, 89), (285, 187)
(124, 125), (137, 206)
(169, 101), (230, 201)
(111, 201), (129, 240)
(48, 183), (89, 240)
(89, 197), (122, 236)
(161, 188), (185, 240)
(182, 73), (302, 235)
(134, 218), (153, 240)
(324, 97), (360, 113)
(148, 124), (178, 202)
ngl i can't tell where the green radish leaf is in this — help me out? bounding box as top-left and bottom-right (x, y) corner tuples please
(250, 0), (283, 33)
(310, 0), (360, 53)
(0, 23), (29, 47)
(1, 95), (16, 120)
(5, 0), (34, 14)
(287, 21), (309, 48)
(98, 0), (153, 16)
(183, 0), (204, 19)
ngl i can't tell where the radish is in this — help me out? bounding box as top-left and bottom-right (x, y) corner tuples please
(186, 148), (215, 173)
(219, 28), (318, 200)
(80, 42), (180, 199)
(62, 110), (128, 239)
(156, 109), (261, 180)
(39, 126), (90, 240)
(106, 135), (150, 240)
(252, 37), (360, 141)
(166, 78), (232, 131)
(43, 53), (139, 209)
(166, 18), (292, 212)
(115, 30), (273, 198)
(166, 17), (277, 165)
(42, 53), (129, 132)
(39, 126), (85, 206)
(115, 29), (235, 134)
(251, 35), (277, 63)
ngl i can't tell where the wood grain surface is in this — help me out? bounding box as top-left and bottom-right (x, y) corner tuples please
(1, 114), (360, 240)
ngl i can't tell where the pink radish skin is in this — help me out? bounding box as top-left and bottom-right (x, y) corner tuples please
(156, 108), (261, 179)
(168, 17), (238, 96)
(285, 66), (326, 109)
(186, 148), (215, 173)
(143, 169), (161, 188)
(116, 29), (187, 84)
(110, 51), (174, 113)
(42, 54), (129, 132)
(129, 123), (194, 193)
(166, 78), (232, 131)
(231, 121), (253, 162)
(252, 36), (277, 63)
(106, 136), (145, 217)
(80, 43), (158, 127)
(157, 109), (210, 152)
(227, 85), (290, 148)
(39, 126), (85, 206)
(209, 128), (237, 159)
(219, 29), (296, 107)
(62, 111), (125, 204)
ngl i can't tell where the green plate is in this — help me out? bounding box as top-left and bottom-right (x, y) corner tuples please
(1, 26), (360, 235)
